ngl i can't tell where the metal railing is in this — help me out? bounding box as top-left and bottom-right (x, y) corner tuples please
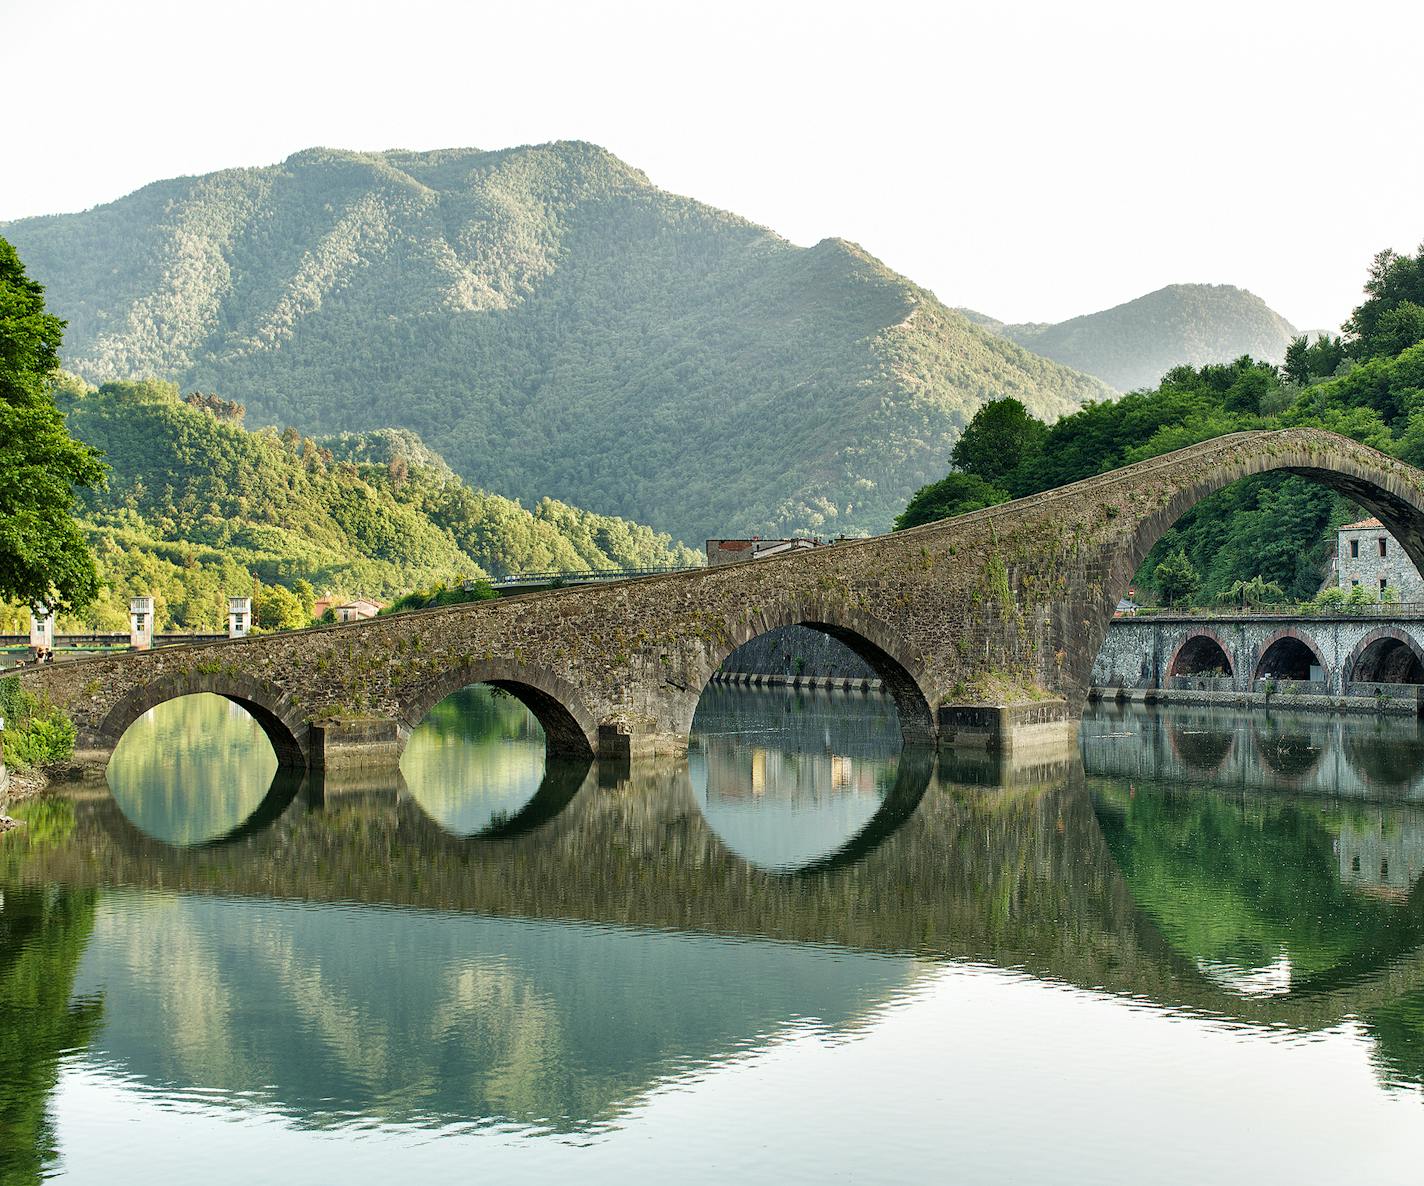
(481, 565), (701, 589)
(1121, 602), (1424, 620)
(0, 632), (227, 646)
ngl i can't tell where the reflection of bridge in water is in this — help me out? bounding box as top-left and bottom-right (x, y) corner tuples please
(12, 747), (1424, 1030)
(1082, 702), (1424, 800)
(10, 727), (1424, 1135)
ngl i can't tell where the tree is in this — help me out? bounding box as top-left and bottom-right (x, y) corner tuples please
(1153, 549), (1200, 607)
(251, 581), (307, 631)
(893, 473), (1008, 531)
(0, 236), (105, 612)
(950, 398), (1047, 484)
(1345, 244), (1424, 359)
(1216, 575), (1285, 608)
(1283, 334), (1346, 386)
(1371, 302), (1424, 360)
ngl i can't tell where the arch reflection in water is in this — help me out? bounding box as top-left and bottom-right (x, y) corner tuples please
(401, 684), (570, 837)
(106, 693), (292, 846)
(688, 685), (919, 871)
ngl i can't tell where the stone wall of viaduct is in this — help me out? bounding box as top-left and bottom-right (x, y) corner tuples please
(1092, 614), (1424, 703)
(18, 428), (1424, 772)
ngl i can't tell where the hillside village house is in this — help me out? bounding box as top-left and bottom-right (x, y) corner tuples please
(1335, 518), (1424, 600)
(311, 595), (385, 623)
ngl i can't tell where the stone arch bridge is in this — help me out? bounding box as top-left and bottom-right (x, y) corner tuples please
(18, 428), (1424, 774)
(1093, 614), (1424, 707)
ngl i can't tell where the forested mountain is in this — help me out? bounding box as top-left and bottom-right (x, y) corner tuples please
(961, 284), (1299, 392)
(35, 377), (697, 631)
(1, 142), (1110, 544)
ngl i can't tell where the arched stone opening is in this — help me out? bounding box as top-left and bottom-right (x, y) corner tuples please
(96, 673), (310, 772)
(1254, 634), (1327, 684)
(1169, 633), (1233, 679)
(1348, 630), (1424, 685)
(1071, 431), (1424, 710)
(103, 691), (308, 845)
(400, 661), (598, 761)
(699, 608), (935, 748)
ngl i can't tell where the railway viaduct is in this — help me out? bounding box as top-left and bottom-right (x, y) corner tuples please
(17, 427), (1424, 774)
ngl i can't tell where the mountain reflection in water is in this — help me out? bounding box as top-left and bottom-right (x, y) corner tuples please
(3, 691), (1424, 1182)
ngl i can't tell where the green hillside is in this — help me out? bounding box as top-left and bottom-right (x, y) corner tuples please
(25, 376), (697, 632)
(1, 142), (1110, 544)
(962, 284), (1299, 392)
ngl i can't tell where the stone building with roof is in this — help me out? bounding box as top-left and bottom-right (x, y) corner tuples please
(1336, 518), (1424, 601)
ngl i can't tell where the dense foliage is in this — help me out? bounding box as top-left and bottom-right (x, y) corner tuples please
(0, 236), (105, 614)
(1346, 244), (1424, 360)
(892, 473), (1007, 531)
(0, 676), (76, 769)
(0, 142), (1109, 545)
(961, 284), (1300, 392)
(7, 377), (697, 632)
(904, 251), (1424, 604)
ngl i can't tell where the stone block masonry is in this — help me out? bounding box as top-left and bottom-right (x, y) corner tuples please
(20, 428), (1424, 773)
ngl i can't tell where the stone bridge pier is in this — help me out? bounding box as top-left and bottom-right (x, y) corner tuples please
(18, 428), (1424, 776)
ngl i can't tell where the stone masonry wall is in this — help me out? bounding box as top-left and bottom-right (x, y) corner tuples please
(18, 428), (1424, 768)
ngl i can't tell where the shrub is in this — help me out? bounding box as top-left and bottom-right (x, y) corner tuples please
(0, 677), (78, 769)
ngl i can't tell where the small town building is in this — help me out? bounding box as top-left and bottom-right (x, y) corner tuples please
(1335, 519), (1424, 601)
(130, 596), (155, 650)
(332, 598), (383, 623)
(706, 538), (822, 566)
(228, 597), (252, 639)
(29, 606), (54, 655)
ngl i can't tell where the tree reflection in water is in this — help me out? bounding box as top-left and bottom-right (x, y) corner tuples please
(8, 696), (1424, 1162)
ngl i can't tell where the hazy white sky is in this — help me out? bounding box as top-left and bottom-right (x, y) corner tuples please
(4, 0), (1420, 329)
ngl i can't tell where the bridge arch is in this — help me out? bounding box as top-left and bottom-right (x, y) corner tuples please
(1345, 626), (1424, 686)
(1071, 430), (1424, 708)
(94, 670), (311, 771)
(691, 598), (936, 747)
(1252, 628), (1329, 685)
(1167, 629), (1234, 679)
(397, 658), (598, 761)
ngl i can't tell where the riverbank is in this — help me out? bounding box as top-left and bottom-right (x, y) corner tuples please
(1089, 685), (1423, 716)
(0, 764), (48, 810)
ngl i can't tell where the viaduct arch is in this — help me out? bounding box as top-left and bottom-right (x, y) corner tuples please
(19, 428), (1424, 771)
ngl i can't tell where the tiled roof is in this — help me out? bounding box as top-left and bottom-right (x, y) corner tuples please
(1341, 517), (1385, 530)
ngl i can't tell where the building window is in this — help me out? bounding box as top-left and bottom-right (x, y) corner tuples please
(1380, 537), (1388, 557)
(1352, 579), (1360, 587)
(1350, 539), (1360, 558)
(1381, 578), (1389, 593)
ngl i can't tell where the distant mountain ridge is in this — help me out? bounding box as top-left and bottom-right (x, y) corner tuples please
(2, 141), (1111, 543)
(961, 284), (1300, 392)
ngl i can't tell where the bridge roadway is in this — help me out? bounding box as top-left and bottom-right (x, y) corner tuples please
(17, 427), (1424, 774)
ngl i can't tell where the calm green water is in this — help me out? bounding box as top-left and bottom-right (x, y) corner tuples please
(4, 689), (1424, 1182)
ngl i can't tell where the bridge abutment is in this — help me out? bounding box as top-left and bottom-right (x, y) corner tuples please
(937, 699), (1079, 755)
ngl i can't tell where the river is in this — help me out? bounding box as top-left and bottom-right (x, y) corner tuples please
(3, 686), (1424, 1182)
